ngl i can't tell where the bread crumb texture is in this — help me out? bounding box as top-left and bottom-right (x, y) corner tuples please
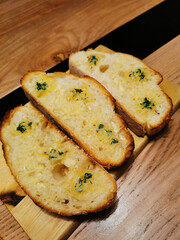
(69, 51), (172, 131)
(21, 72), (133, 167)
(0, 106), (117, 215)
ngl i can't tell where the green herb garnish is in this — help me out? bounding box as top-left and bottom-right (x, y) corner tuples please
(17, 122), (26, 133)
(75, 173), (93, 192)
(111, 138), (119, 144)
(129, 68), (145, 81)
(96, 124), (113, 137)
(74, 89), (83, 93)
(140, 97), (155, 109)
(44, 149), (64, 159)
(96, 123), (104, 133)
(136, 68), (145, 80)
(72, 88), (83, 96)
(88, 55), (98, 65)
(36, 82), (48, 90)
(72, 88), (88, 101)
(84, 173), (93, 179)
(129, 71), (134, 78)
(27, 122), (32, 126)
(98, 124), (104, 129)
(17, 121), (32, 133)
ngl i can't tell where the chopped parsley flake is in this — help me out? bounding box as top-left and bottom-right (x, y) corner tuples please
(98, 124), (104, 129)
(17, 122), (26, 133)
(95, 124), (118, 144)
(96, 123), (104, 132)
(75, 173), (92, 192)
(44, 149), (64, 159)
(28, 121), (32, 126)
(140, 97), (155, 109)
(129, 71), (134, 77)
(96, 124), (113, 137)
(16, 121), (32, 133)
(36, 82), (48, 90)
(88, 55), (98, 65)
(73, 88), (83, 94)
(72, 88), (88, 101)
(111, 138), (119, 144)
(129, 68), (145, 81)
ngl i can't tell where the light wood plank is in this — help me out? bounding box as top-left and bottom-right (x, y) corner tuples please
(11, 197), (79, 240)
(0, 200), (29, 240)
(0, 0), (163, 98)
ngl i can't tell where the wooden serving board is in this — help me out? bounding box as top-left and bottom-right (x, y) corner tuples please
(0, 45), (180, 240)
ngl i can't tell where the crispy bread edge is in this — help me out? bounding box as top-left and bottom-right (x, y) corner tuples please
(21, 71), (134, 168)
(0, 105), (117, 216)
(69, 51), (173, 137)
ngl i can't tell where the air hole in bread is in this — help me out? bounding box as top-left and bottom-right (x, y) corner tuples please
(41, 121), (48, 130)
(52, 164), (69, 180)
(99, 147), (103, 151)
(118, 71), (125, 77)
(62, 199), (69, 204)
(99, 65), (109, 73)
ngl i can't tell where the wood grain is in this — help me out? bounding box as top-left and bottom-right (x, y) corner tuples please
(11, 197), (79, 240)
(0, 0), (163, 98)
(4, 42), (179, 240)
(0, 37), (180, 239)
(68, 105), (180, 240)
(0, 200), (29, 240)
(67, 37), (180, 240)
(144, 35), (180, 85)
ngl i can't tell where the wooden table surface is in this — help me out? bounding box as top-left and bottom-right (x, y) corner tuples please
(69, 36), (180, 240)
(0, 0), (163, 99)
(0, 0), (180, 240)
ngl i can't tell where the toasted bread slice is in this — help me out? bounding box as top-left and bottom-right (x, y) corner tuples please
(69, 50), (173, 136)
(21, 71), (134, 168)
(0, 105), (117, 216)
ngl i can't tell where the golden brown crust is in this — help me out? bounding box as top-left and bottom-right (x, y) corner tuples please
(3, 146), (117, 216)
(115, 101), (146, 137)
(145, 92), (173, 136)
(21, 71), (134, 168)
(69, 50), (173, 137)
(0, 106), (117, 216)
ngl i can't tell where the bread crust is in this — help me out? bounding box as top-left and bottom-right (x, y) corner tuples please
(21, 71), (134, 169)
(145, 92), (173, 136)
(0, 106), (117, 216)
(69, 51), (173, 137)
